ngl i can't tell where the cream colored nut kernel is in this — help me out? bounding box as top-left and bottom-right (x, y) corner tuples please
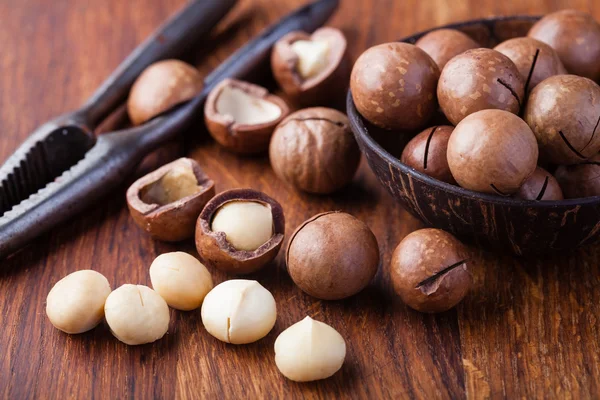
(104, 284), (170, 345)
(211, 201), (273, 251)
(46, 270), (111, 334)
(149, 252), (213, 311)
(275, 316), (346, 382)
(290, 40), (330, 79)
(201, 280), (276, 344)
(143, 163), (201, 205)
(215, 85), (282, 125)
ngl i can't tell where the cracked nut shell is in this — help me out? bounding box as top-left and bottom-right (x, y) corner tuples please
(437, 48), (525, 125)
(400, 125), (455, 184)
(195, 189), (285, 274)
(391, 228), (471, 313)
(204, 79), (290, 154)
(415, 28), (480, 70)
(554, 154), (600, 199)
(515, 166), (564, 201)
(271, 27), (349, 106)
(127, 60), (203, 126)
(494, 37), (566, 92)
(126, 157), (215, 242)
(524, 74), (600, 165)
(528, 9), (600, 81)
(447, 109), (538, 195)
(350, 42), (440, 131)
(286, 211), (379, 300)
(269, 107), (360, 194)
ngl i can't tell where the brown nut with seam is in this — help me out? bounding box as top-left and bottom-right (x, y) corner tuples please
(204, 79), (290, 154)
(127, 158), (215, 242)
(271, 27), (349, 106)
(554, 154), (600, 199)
(195, 189), (285, 274)
(127, 60), (203, 126)
(528, 9), (600, 81)
(286, 211), (379, 300)
(400, 125), (455, 184)
(350, 42), (440, 131)
(447, 109), (538, 195)
(391, 228), (471, 313)
(437, 48), (525, 125)
(415, 29), (480, 70)
(269, 107), (360, 194)
(494, 37), (566, 93)
(515, 166), (564, 201)
(524, 75), (600, 165)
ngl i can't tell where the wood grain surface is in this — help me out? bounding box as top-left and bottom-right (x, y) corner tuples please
(1, 0), (599, 398)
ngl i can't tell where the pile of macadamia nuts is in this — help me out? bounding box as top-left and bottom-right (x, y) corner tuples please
(45, 9), (600, 383)
(351, 9), (600, 201)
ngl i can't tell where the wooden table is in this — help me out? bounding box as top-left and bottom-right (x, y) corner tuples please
(1, 0), (599, 398)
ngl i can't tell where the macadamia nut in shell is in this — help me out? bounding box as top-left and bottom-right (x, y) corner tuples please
(104, 284), (170, 345)
(286, 211), (379, 300)
(391, 229), (471, 313)
(46, 270), (111, 334)
(437, 48), (525, 125)
(275, 316), (346, 382)
(415, 29), (480, 70)
(269, 108), (360, 194)
(201, 280), (277, 344)
(127, 60), (202, 126)
(150, 252), (213, 311)
(351, 42), (439, 130)
(447, 109), (538, 195)
(195, 189), (285, 275)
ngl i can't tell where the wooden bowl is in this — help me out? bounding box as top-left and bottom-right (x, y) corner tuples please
(347, 16), (600, 256)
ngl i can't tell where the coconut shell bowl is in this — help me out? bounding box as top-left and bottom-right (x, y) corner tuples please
(347, 16), (600, 256)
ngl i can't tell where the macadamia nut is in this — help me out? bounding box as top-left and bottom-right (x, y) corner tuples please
(211, 201), (274, 251)
(201, 280), (277, 344)
(150, 252), (213, 311)
(104, 284), (170, 345)
(290, 40), (330, 78)
(274, 316), (346, 382)
(46, 270), (111, 334)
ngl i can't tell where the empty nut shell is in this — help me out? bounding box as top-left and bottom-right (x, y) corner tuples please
(350, 42), (440, 131)
(528, 9), (600, 81)
(195, 189), (285, 274)
(400, 125), (455, 184)
(271, 27), (349, 106)
(554, 155), (600, 199)
(524, 74), (600, 165)
(391, 228), (471, 313)
(515, 166), (564, 201)
(286, 211), (379, 300)
(415, 28), (480, 70)
(126, 158), (215, 242)
(269, 107), (360, 194)
(437, 48), (525, 125)
(127, 60), (203, 126)
(494, 37), (566, 92)
(204, 79), (290, 154)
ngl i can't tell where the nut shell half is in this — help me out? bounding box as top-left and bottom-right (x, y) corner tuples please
(195, 189), (285, 274)
(271, 27), (349, 106)
(204, 79), (290, 154)
(126, 158), (215, 242)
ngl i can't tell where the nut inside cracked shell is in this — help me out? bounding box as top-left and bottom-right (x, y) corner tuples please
(195, 188), (285, 274)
